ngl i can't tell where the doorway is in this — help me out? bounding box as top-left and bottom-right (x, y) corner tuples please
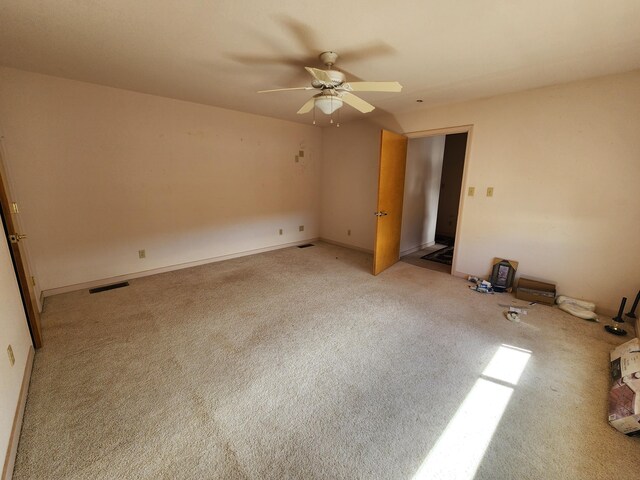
(399, 128), (470, 274)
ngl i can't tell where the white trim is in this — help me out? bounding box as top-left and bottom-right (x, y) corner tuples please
(402, 125), (474, 277)
(405, 124), (473, 139)
(319, 238), (373, 254)
(400, 241), (436, 257)
(2, 346), (34, 480)
(42, 239), (319, 297)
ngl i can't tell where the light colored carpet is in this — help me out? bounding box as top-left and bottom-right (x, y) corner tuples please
(13, 242), (639, 479)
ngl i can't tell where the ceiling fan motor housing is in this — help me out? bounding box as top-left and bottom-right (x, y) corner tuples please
(311, 70), (346, 89)
(319, 51), (339, 66)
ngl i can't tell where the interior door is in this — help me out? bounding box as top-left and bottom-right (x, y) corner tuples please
(0, 168), (42, 348)
(0, 214), (30, 337)
(373, 129), (408, 275)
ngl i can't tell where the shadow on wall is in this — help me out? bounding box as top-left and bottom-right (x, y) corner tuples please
(400, 136), (446, 254)
(435, 133), (468, 241)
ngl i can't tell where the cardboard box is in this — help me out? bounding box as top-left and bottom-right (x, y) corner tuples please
(515, 277), (556, 305)
(609, 346), (640, 436)
(610, 338), (640, 363)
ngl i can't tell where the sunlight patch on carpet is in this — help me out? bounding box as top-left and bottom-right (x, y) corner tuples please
(482, 344), (531, 385)
(412, 345), (531, 480)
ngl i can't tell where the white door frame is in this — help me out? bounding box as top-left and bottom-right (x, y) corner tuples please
(404, 124), (474, 277)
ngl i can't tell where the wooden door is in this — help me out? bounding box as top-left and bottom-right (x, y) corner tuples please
(0, 165), (42, 348)
(373, 129), (408, 275)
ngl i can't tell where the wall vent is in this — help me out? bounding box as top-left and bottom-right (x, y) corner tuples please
(297, 244), (315, 249)
(89, 281), (130, 294)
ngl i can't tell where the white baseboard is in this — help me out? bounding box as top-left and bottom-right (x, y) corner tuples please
(42, 239), (319, 298)
(2, 346), (34, 480)
(319, 238), (373, 254)
(400, 241), (436, 257)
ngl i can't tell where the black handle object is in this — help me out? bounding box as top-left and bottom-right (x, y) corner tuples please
(625, 291), (640, 319)
(613, 297), (627, 323)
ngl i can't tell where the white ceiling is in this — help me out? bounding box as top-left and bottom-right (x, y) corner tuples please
(1, 1), (640, 125)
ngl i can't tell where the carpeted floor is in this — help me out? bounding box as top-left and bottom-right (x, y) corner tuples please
(13, 242), (640, 479)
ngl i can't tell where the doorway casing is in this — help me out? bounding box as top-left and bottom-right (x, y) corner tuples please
(399, 124), (473, 277)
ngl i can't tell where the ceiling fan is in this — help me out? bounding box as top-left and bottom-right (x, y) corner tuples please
(258, 51), (402, 118)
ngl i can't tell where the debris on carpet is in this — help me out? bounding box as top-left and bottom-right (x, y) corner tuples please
(556, 295), (598, 321)
(468, 276), (494, 294)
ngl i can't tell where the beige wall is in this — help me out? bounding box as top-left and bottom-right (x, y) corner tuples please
(0, 68), (322, 292)
(0, 213), (32, 473)
(323, 70), (640, 313)
(400, 136), (445, 255)
(320, 121), (381, 251)
(2, 66), (638, 313)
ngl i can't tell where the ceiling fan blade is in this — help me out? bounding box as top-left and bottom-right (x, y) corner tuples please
(340, 93), (375, 113)
(305, 67), (333, 84)
(339, 42), (396, 63)
(341, 81), (402, 92)
(336, 68), (364, 82)
(297, 97), (316, 114)
(258, 87), (314, 93)
(280, 16), (321, 56)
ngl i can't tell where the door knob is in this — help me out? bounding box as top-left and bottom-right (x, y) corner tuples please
(374, 211), (388, 217)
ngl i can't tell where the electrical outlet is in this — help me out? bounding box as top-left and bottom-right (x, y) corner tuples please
(7, 345), (15, 367)
(468, 186), (475, 196)
(486, 187), (494, 197)
(299, 225), (304, 232)
(138, 249), (146, 259)
(347, 229), (351, 236)
(298, 150), (304, 157)
(295, 155), (299, 163)
(279, 229), (283, 235)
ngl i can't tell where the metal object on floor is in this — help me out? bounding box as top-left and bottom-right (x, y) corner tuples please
(606, 297), (629, 336)
(605, 324), (628, 336)
(613, 297), (627, 323)
(625, 290), (640, 319)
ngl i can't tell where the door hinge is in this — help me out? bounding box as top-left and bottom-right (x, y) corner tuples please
(11, 202), (19, 214)
(31, 276), (36, 287)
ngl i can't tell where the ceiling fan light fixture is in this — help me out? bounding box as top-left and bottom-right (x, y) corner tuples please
(315, 96), (343, 115)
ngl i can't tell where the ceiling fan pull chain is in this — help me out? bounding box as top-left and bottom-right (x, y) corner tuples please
(329, 94), (334, 123)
